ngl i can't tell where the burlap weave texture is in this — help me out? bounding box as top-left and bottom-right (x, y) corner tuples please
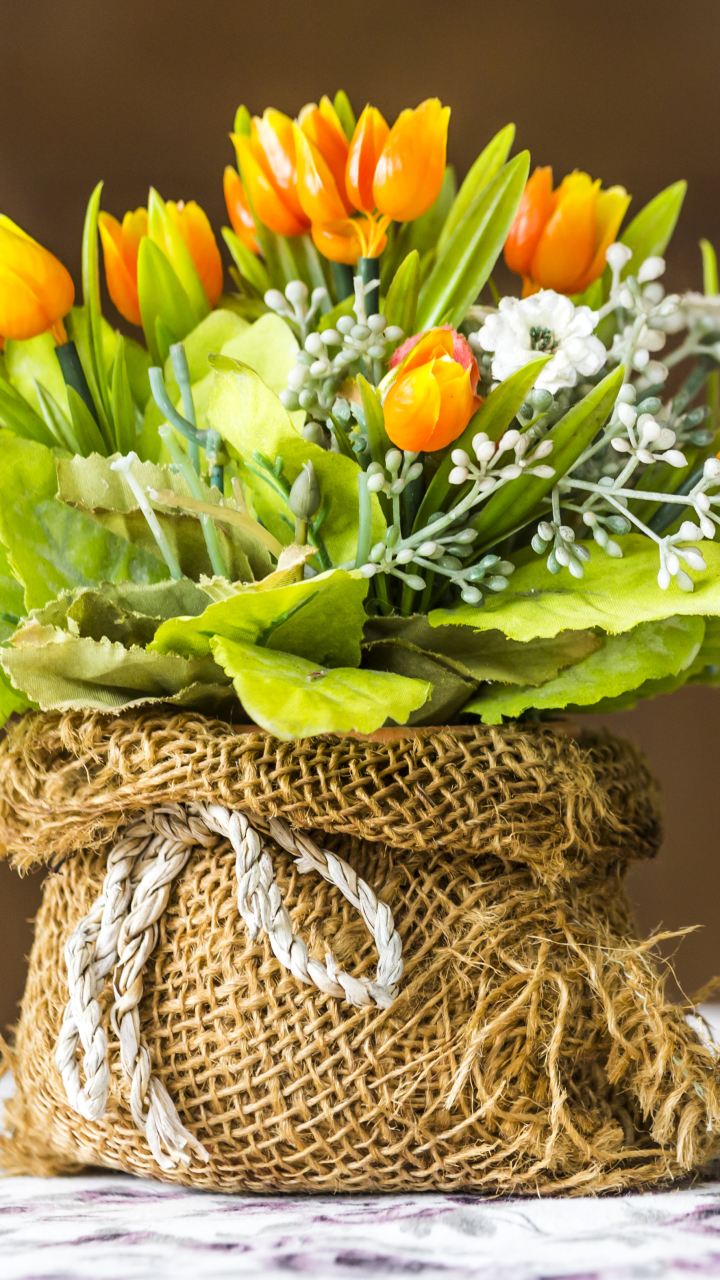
(1, 709), (718, 1195)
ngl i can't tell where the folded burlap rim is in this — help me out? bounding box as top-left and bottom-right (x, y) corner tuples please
(1, 709), (719, 1196)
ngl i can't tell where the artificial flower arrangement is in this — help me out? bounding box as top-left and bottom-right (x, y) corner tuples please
(1, 91), (719, 740)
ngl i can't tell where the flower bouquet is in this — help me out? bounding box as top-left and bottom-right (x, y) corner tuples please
(1, 93), (720, 1195)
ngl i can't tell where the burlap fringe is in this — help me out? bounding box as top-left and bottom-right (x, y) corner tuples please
(0, 708), (718, 1195)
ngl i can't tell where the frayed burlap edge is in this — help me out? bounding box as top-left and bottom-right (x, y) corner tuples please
(1, 709), (719, 1196)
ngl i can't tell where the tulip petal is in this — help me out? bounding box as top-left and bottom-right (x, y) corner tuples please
(504, 166), (554, 277)
(426, 358), (474, 449)
(0, 260), (54, 341)
(310, 218), (368, 265)
(373, 99), (450, 222)
(572, 185), (631, 293)
(293, 126), (349, 225)
(234, 134), (309, 238)
(397, 327), (455, 372)
(253, 109), (308, 225)
(98, 214), (142, 326)
(168, 200), (224, 309)
(299, 99), (353, 214)
(384, 361), (442, 451)
(346, 105), (390, 213)
(223, 167), (259, 254)
(530, 172), (597, 293)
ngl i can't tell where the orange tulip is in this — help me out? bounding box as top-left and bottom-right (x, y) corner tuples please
(223, 166), (259, 254)
(298, 97), (353, 215)
(346, 106), (390, 213)
(166, 199), (223, 308)
(310, 216), (386, 266)
(383, 327), (479, 452)
(98, 208), (148, 326)
(372, 99), (450, 222)
(293, 124), (349, 225)
(233, 109), (310, 239)
(0, 215), (74, 343)
(505, 167), (631, 296)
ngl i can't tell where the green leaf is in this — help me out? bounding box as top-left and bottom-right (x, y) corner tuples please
(211, 636), (429, 738)
(363, 613), (601, 685)
(137, 237), (198, 364)
(471, 365), (624, 548)
(464, 615), (704, 723)
(413, 355), (551, 531)
(333, 90), (356, 140)
(357, 374), (393, 470)
(34, 382), (81, 453)
(417, 151), (530, 330)
(701, 238), (719, 295)
(206, 358), (386, 564)
(81, 181), (113, 431)
(111, 337), (137, 454)
(151, 568), (369, 668)
(148, 188), (209, 323)
(124, 337), (153, 409)
(362, 639), (476, 724)
(4, 332), (69, 417)
(392, 166), (457, 262)
(384, 251), (420, 335)
(436, 123), (516, 258)
(66, 386), (108, 457)
(1, 629), (232, 715)
(431, 533), (720, 640)
(20, 577), (212, 643)
(234, 104), (251, 136)
(63, 307), (114, 450)
(0, 376), (56, 447)
(619, 181), (687, 279)
(222, 227), (271, 296)
(56, 452), (273, 583)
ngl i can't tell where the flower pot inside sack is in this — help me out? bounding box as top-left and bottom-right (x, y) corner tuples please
(1, 709), (718, 1196)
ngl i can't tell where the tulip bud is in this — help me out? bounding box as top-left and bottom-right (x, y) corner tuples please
(0, 215), (75, 342)
(288, 461), (321, 521)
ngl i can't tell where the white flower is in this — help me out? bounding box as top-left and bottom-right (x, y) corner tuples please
(475, 290), (607, 393)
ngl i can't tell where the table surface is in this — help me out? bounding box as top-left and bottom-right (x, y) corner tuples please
(3, 1012), (720, 1280)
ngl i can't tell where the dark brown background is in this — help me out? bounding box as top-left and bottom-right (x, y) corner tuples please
(1, 0), (719, 1031)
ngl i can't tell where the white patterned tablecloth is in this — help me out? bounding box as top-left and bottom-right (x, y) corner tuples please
(3, 1012), (720, 1280)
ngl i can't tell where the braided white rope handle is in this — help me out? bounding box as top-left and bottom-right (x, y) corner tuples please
(195, 804), (403, 1009)
(56, 801), (403, 1169)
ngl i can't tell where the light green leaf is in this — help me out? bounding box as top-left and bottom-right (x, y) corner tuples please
(333, 90), (356, 140)
(619, 181), (687, 279)
(4, 332), (69, 417)
(472, 366), (624, 548)
(431, 534), (720, 640)
(363, 614), (602, 686)
(151, 568), (368, 668)
(384, 251), (420, 337)
(417, 151), (530, 330)
(206, 358), (386, 564)
(66, 386), (108, 456)
(0, 433), (169, 610)
(222, 227), (270, 296)
(111, 337), (138, 454)
(0, 375), (56, 447)
(17, 578), (212, 647)
(148, 188), (209, 323)
(392, 166), (457, 263)
(211, 636), (430, 739)
(1, 629), (232, 715)
(137, 237), (197, 364)
(464, 615), (704, 723)
(362, 638), (475, 724)
(81, 181), (114, 430)
(124, 336), (153, 409)
(34, 382), (80, 452)
(436, 123), (516, 258)
(64, 307), (114, 448)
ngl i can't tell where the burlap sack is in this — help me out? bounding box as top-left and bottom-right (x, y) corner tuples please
(0, 708), (718, 1195)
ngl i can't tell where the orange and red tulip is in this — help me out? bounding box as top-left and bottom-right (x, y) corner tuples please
(98, 208), (148, 326)
(383, 327), (479, 452)
(223, 167), (259, 254)
(165, 199), (223, 308)
(233, 109), (310, 239)
(0, 215), (75, 343)
(371, 98), (450, 222)
(505, 167), (631, 296)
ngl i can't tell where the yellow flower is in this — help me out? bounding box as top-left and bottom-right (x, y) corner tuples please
(98, 208), (147, 326)
(0, 215), (74, 343)
(233, 109), (310, 239)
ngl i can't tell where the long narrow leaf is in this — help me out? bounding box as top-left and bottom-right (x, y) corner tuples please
(66, 386), (108, 457)
(81, 182), (113, 431)
(0, 378), (56, 447)
(137, 238), (196, 364)
(436, 123), (516, 257)
(384, 251), (420, 335)
(111, 337), (137, 454)
(472, 366), (625, 548)
(222, 227), (270, 295)
(619, 181), (687, 279)
(417, 151), (530, 330)
(34, 381), (82, 453)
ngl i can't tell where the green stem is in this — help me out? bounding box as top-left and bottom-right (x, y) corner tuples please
(110, 454), (183, 580)
(158, 424), (229, 579)
(358, 256), (380, 318)
(295, 517), (308, 544)
(331, 261), (354, 302)
(373, 572), (393, 616)
(169, 344), (200, 473)
(354, 472), (372, 568)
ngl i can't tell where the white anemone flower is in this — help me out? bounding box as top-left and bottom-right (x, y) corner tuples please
(476, 290), (607, 393)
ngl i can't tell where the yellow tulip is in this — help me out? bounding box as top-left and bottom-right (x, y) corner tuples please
(372, 99), (450, 222)
(505, 167), (631, 296)
(233, 109), (310, 239)
(0, 215), (74, 343)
